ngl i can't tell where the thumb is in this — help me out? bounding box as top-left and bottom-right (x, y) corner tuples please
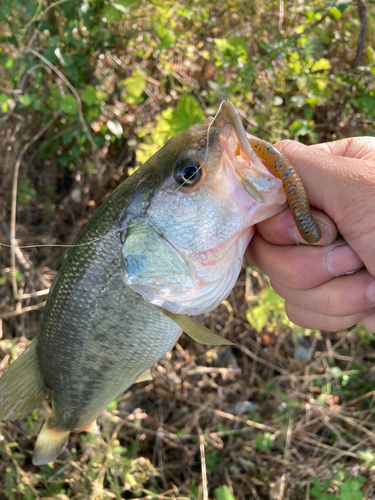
(275, 138), (375, 276)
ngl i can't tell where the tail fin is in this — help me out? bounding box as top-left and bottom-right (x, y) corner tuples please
(33, 421), (70, 465)
(0, 340), (47, 421)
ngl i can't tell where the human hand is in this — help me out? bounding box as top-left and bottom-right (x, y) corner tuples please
(246, 137), (375, 332)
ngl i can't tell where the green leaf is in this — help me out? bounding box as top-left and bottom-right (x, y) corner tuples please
(311, 477), (322, 497)
(166, 96), (205, 133)
(18, 94), (31, 107)
(121, 70), (146, 99)
(17, 179), (36, 203)
(214, 38), (233, 53)
(70, 144), (82, 159)
(156, 23), (177, 49)
(214, 485), (236, 500)
(357, 449), (375, 466)
(101, 4), (122, 21)
(306, 97), (319, 107)
(116, 0), (138, 6)
(81, 85), (98, 106)
(0, 93), (8, 113)
(336, 0), (351, 13)
(289, 120), (314, 138)
(58, 155), (69, 167)
(15, 270), (24, 282)
(367, 46), (375, 65)
(328, 7), (341, 20)
(311, 58), (331, 72)
(255, 432), (274, 452)
(60, 95), (78, 116)
(246, 305), (268, 333)
(339, 477), (366, 500)
(62, 130), (75, 146)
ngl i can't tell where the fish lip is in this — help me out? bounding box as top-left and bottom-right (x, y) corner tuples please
(219, 101), (258, 161)
(216, 100), (270, 203)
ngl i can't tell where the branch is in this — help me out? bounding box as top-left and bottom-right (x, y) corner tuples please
(354, 0), (367, 69)
(29, 49), (99, 154)
(10, 114), (59, 297)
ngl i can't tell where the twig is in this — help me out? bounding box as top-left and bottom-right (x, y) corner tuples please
(237, 344), (291, 377)
(0, 302), (47, 319)
(198, 424), (208, 500)
(278, 0), (284, 31)
(10, 115), (58, 298)
(25, 0), (71, 51)
(17, 289), (50, 300)
(157, 387), (276, 432)
(0, 215), (32, 275)
(354, 0), (367, 69)
(29, 49), (99, 154)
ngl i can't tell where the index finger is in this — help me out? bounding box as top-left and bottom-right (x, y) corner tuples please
(256, 206), (337, 246)
(276, 137), (375, 161)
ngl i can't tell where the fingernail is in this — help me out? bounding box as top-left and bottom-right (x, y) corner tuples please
(290, 222), (334, 245)
(326, 244), (364, 277)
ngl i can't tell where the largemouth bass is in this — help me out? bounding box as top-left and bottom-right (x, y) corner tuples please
(0, 101), (320, 465)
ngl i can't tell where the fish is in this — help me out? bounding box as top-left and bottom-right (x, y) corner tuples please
(0, 100), (320, 465)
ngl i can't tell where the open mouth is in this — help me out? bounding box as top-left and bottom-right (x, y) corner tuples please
(217, 100), (275, 203)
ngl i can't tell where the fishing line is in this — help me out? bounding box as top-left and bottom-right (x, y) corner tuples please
(0, 229), (120, 250)
(0, 214), (152, 250)
(0, 101), (228, 252)
(204, 99), (226, 164)
(168, 99), (226, 196)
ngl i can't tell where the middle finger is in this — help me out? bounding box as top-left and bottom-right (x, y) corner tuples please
(271, 268), (375, 317)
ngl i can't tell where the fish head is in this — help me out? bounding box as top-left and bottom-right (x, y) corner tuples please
(121, 100), (287, 315)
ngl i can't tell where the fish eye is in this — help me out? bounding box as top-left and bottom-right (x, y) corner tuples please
(174, 159), (202, 186)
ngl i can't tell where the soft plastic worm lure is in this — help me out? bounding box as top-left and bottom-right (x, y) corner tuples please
(248, 136), (321, 244)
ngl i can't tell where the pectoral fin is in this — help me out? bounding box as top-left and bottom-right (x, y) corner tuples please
(164, 311), (234, 346)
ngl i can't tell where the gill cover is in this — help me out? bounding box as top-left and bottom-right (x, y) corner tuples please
(121, 218), (195, 290)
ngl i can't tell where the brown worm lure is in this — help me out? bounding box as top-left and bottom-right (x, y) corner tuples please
(248, 135), (321, 244)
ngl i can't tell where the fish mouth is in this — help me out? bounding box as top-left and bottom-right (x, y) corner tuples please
(216, 100), (272, 203)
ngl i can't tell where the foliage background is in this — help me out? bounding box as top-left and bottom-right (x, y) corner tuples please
(1, 0), (375, 498)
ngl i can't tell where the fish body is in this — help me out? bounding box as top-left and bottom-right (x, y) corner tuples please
(0, 101), (320, 465)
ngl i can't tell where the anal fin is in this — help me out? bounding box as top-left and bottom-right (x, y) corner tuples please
(80, 420), (100, 434)
(0, 339), (47, 421)
(33, 421), (70, 465)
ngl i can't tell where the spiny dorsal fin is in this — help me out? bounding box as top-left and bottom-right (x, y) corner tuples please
(0, 340), (47, 421)
(164, 311), (234, 346)
(33, 421), (70, 465)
